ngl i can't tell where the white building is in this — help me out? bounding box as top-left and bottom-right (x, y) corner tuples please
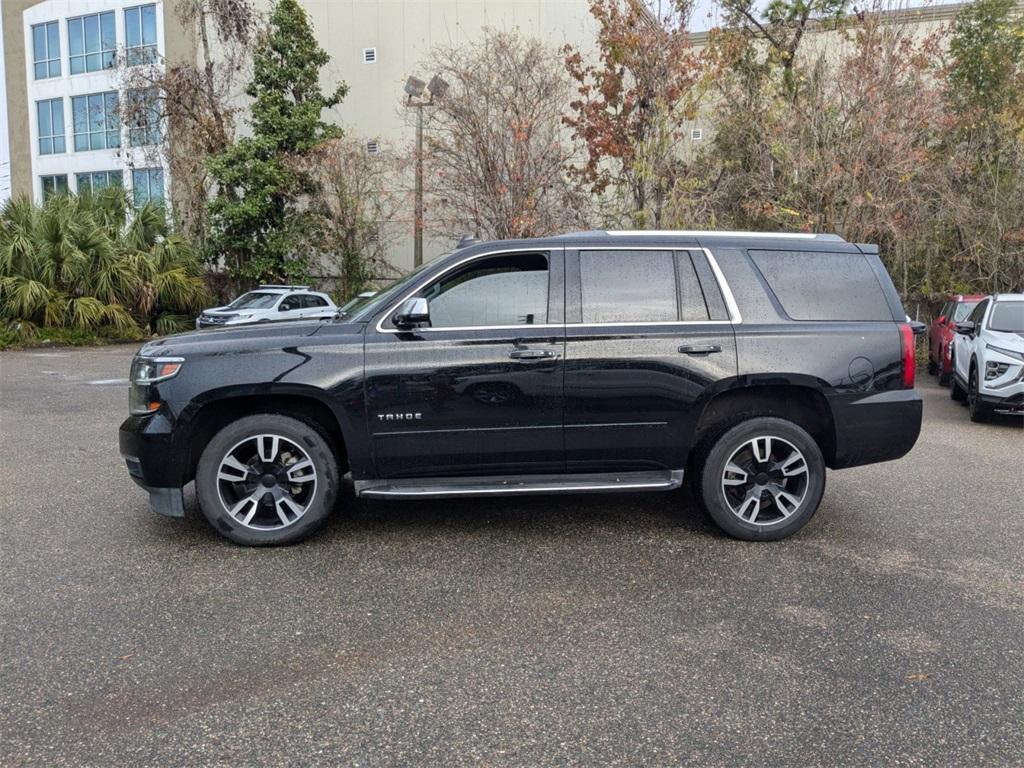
(13, 0), (169, 205)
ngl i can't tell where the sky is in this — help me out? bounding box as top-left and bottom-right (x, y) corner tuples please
(654, 0), (966, 32)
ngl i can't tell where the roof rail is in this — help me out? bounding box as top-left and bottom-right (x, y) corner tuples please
(600, 230), (845, 241)
(257, 284), (310, 290)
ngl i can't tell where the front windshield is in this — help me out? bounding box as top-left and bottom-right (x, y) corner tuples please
(347, 258), (444, 322)
(988, 302), (1023, 332)
(953, 301), (978, 321)
(228, 291), (280, 310)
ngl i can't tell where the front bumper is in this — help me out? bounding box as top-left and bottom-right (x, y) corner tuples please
(119, 415), (190, 517)
(980, 392), (1024, 415)
(829, 389), (923, 469)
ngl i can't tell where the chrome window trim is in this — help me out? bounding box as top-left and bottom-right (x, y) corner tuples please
(373, 244), (741, 334)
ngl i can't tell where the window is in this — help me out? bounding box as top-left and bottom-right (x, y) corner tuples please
(125, 4), (159, 65)
(132, 167), (164, 206)
(72, 92), (120, 151)
(32, 21), (60, 79)
(676, 251), (711, 321)
(76, 170), (123, 194)
(68, 11), (116, 74)
(749, 250), (893, 321)
(37, 99), (65, 155)
(988, 302), (1023, 333)
(968, 299), (988, 325)
(423, 253), (549, 328)
(127, 89), (162, 147)
(41, 174), (68, 200)
(953, 301), (978, 322)
(691, 128), (703, 141)
(366, 139), (380, 154)
(301, 295), (329, 308)
(580, 250), (677, 324)
(363, 47), (377, 63)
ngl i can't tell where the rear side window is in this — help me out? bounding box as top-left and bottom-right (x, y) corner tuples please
(749, 250), (893, 321)
(580, 250), (677, 323)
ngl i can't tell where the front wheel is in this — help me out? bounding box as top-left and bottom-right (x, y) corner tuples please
(196, 414), (340, 545)
(967, 368), (991, 423)
(698, 417), (826, 541)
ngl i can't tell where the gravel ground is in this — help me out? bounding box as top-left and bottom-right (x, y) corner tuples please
(1, 345), (1021, 767)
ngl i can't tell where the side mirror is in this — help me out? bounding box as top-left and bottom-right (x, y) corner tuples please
(936, 315), (946, 325)
(954, 320), (975, 335)
(393, 297), (429, 329)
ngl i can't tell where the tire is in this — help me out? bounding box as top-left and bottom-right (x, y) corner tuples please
(950, 372), (967, 402)
(927, 357), (938, 376)
(697, 417), (826, 542)
(195, 414), (340, 546)
(937, 366), (951, 387)
(967, 367), (991, 423)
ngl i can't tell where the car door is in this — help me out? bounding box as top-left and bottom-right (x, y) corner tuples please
(364, 248), (565, 478)
(562, 246), (738, 472)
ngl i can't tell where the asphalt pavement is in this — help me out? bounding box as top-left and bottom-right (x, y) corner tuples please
(1, 345), (1021, 767)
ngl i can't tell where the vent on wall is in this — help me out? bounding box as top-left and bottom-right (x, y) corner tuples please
(363, 47), (377, 63)
(691, 128), (703, 141)
(366, 140), (380, 155)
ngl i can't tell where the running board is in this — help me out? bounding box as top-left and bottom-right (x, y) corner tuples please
(354, 470), (684, 499)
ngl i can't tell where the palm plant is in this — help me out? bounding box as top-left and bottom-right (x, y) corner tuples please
(0, 187), (209, 338)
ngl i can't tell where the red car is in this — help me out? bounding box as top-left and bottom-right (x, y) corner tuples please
(928, 294), (983, 385)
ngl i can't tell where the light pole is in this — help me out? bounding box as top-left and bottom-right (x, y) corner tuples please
(404, 74), (448, 268)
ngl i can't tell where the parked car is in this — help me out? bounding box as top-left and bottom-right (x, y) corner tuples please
(195, 285), (336, 329)
(121, 230), (922, 546)
(928, 294), (982, 385)
(949, 293), (1024, 422)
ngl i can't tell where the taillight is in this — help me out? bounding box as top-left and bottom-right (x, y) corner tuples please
(899, 323), (915, 389)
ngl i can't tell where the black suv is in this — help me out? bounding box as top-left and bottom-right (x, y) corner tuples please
(120, 231), (922, 545)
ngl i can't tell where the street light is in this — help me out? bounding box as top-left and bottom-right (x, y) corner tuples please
(405, 72), (448, 268)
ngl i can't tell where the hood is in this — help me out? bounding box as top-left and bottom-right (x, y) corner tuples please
(138, 320), (364, 358)
(987, 329), (1024, 348)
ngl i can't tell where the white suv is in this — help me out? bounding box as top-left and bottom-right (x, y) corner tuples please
(950, 293), (1024, 421)
(196, 285), (337, 330)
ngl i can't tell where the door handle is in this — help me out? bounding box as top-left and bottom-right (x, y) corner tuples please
(509, 348), (556, 360)
(678, 344), (722, 355)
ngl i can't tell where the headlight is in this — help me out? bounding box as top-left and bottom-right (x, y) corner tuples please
(129, 357), (183, 415)
(985, 344), (1024, 362)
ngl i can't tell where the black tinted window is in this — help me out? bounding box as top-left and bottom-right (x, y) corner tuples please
(676, 252), (710, 321)
(580, 250), (677, 323)
(749, 250), (892, 321)
(968, 300), (988, 324)
(424, 252), (548, 328)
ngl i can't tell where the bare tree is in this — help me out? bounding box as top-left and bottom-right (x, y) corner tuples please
(305, 136), (405, 299)
(421, 31), (588, 240)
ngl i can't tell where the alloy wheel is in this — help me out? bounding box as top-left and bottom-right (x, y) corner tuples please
(720, 435), (810, 526)
(215, 433), (318, 530)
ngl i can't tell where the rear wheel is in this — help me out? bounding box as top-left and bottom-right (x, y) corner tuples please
(950, 369), (967, 402)
(698, 417), (826, 541)
(967, 367), (991, 423)
(196, 414), (339, 545)
(927, 344), (938, 375)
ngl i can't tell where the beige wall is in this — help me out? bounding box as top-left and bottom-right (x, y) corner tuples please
(3, 0), (35, 199)
(244, 0), (597, 272)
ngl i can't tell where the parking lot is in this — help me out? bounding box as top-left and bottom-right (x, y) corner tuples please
(1, 344), (1021, 767)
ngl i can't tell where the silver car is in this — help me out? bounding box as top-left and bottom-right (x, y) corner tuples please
(196, 285), (337, 329)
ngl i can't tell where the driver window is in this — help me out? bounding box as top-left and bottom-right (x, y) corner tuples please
(968, 300), (987, 325)
(422, 252), (549, 328)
